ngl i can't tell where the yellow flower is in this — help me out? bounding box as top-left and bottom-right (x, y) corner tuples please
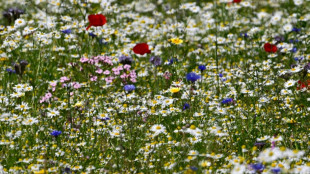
(0, 57), (7, 61)
(34, 169), (47, 174)
(74, 101), (83, 107)
(169, 38), (183, 45)
(170, 87), (180, 93)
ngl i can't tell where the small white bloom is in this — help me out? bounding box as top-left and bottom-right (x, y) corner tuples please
(283, 23), (293, 32)
(284, 80), (297, 88)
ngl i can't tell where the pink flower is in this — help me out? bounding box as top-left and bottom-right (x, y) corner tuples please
(129, 70), (137, 78)
(105, 76), (114, 83)
(120, 73), (128, 79)
(46, 92), (52, 98)
(130, 78), (137, 83)
(163, 71), (171, 80)
(60, 76), (70, 83)
(73, 82), (82, 89)
(124, 64), (131, 71)
(50, 82), (57, 87)
(117, 65), (124, 71)
(112, 68), (120, 75)
(90, 76), (97, 81)
(103, 70), (110, 75)
(95, 68), (103, 74)
(80, 57), (89, 63)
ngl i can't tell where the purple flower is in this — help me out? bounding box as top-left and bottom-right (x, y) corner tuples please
(50, 130), (62, 137)
(2, 7), (24, 23)
(149, 56), (162, 66)
(291, 47), (297, 53)
(89, 32), (97, 38)
(198, 65), (206, 71)
(6, 68), (16, 74)
(240, 33), (248, 38)
(274, 35), (284, 43)
(250, 163), (264, 172)
(119, 55), (133, 65)
(292, 27), (301, 32)
(124, 84), (135, 92)
(221, 98), (233, 104)
(271, 168), (281, 174)
(182, 103), (190, 111)
(61, 29), (72, 34)
(186, 72), (200, 83)
(168, 58), (178, 65)
(190, 166), (198, 171)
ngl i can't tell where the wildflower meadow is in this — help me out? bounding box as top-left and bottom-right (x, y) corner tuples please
(1, 0), (310, 173)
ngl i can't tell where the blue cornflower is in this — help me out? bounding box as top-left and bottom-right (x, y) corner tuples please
(6, 68), (16, 74)
(99, 116), (110, 121)
(168, 58), (178, 65)
(271, 168), (281, 174)
(198, 65), (206, 71)
(182, 103), (190, 111)
(221, 98), (233, 104)
(50, 130), (62, 137)
(291, 47), (297, 53)
(186, 72), (200, 83)
(89, 32), (97, 38)
(61, 29), (72, 34)
(240, 33), (248, 38)
(190, 166), (198, 171)
(219, 73), (223, 78)
(292, 27), (301, 32)
(124, 84), (135, 92)
(250, 163), (264, 172)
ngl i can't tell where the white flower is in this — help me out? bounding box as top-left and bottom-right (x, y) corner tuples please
(259, 97), (269, 103)
(258, 147), (283, 163)
(281, 89), (292, 95)
(293, 0), (303, 6)
(290, 66), (302, 73)
(284, 80), (297, 88)
(283, 23), (293, 32)
(15, 102), (30, 111)
(22, 117), (39, 125)
(14, 19), (26, 28)
(193, 112), (205, 117)
(188, 150), (199, 156)
(135, 0), (156, 12)
(270, 136), (283, 142)
(47, 109), (60, 118)
(257, 135), (270, 141)
(231, 165), (246, 174)
(150, 124), (166, 136)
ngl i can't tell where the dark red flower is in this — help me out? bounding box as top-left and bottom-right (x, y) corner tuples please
(86, 14), (107, 30)
(133, 43), (151, 55)
(233, 0), (241, 3)
(264, 43), (277, 53)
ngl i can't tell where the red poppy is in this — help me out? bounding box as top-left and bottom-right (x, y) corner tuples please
(86, 14), (107, 30)
(297, 80), (310, 90)
(264, 43), (277, 53)
(233, 0), (241, 3)
(133, 43), (151, 55)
